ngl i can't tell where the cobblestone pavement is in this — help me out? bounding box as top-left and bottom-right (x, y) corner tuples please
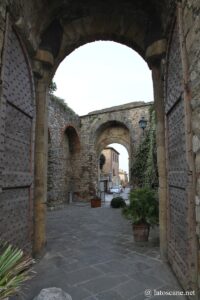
(17, 203), (187, 300)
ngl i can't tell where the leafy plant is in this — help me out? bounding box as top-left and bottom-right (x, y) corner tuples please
(122, 188), (159, 226)
(49, 81), (57, 94)
(50, 94), (76, 116)
(131, 105), (158, 188)
(99, 154), (106, 170)
(110, 197), (126, 208)
(0, 242), (34, 299)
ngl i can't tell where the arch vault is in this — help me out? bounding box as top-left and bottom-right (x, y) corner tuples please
(0, 1), (199, 296)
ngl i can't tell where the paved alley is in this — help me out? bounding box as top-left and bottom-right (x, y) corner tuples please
(18, 203), (187, 300)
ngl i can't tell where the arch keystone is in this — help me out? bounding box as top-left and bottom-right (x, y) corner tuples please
(35, 49), (54, 67)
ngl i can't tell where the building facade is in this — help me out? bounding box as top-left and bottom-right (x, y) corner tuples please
(100, 147), (120, 191)
(119, 169), (129, 187)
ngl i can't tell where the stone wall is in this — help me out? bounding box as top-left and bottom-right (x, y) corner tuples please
(80, 103), (151, 199)
(47, 100), (151, 203)
(47, 95), (80, 205)
(1, 0), (200, 295)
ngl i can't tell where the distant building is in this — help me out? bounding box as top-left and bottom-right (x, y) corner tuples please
(119, 169), (129, 187)
(99, 147), (120, 191)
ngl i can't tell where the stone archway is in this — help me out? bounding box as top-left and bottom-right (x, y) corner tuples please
(30, 2), (168, 259)
(0, 1), (199, 296)
(95, 121), (131, 189)
(95, 121), (131, 195)
(79, 103), (150, 201)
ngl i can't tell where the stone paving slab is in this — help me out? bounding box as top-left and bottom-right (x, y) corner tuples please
(11, 204), (188, 300)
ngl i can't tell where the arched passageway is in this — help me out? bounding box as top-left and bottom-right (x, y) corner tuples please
(0, 1), (199, 296)
(78, 103), (150, 201)
(99, 143), (129, 194)
(94, 121), (131, 192)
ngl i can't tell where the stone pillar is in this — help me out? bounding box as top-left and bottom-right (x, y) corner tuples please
(33, 78), (49, 256)
(33, 50), (54, 256)
(146, 40), (167, 260)
(151, 63), (168, 260)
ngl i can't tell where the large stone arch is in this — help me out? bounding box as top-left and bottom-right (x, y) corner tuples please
(32, 3), (167, 260)
(51, 15), (150, 75)
(0, 1), (199, 297)
(79, 104), (150, 201)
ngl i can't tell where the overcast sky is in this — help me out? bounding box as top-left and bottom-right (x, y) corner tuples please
(53, 41), (153, 173)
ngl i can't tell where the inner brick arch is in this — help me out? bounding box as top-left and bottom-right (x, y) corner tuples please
(90, 120), (133, 188)
(95, 122), (131, 158)
(62, 126), (81, 201)
(62, 125), (81, 154)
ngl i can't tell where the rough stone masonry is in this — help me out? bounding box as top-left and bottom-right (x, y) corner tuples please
(0, 0), (200, 297)
(48, 96), (151, 205)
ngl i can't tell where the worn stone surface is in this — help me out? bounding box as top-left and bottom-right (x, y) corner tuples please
(11, 204), (186, 300)
(33, 288), (72, 300)
(47, 96), (80, 205)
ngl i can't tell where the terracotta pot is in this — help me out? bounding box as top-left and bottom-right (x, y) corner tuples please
(132, 223), (150, 242)
(91, 198), (101, 208)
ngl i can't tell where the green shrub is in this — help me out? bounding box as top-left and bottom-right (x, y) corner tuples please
(110, 197), (126, 208)
(131, 105), (158, 188)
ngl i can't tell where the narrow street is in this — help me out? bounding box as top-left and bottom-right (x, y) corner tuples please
(102, 187), (130, 206)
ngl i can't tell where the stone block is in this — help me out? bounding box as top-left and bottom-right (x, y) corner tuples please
(192, 135), (200, 153)
(196, 206), (200, 223)
(191, 98), (200, 110)
(195, 195), (200, 206)
(33, 288), (72, 300)
(195, 153), (200, 172)
(192, 113), (200, 135)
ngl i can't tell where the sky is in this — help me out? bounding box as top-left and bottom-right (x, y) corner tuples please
(53, 41), (153, 173)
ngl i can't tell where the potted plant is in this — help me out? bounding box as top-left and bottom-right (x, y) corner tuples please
(91, 195), (101, 208)
(122, 188), (158, 242)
